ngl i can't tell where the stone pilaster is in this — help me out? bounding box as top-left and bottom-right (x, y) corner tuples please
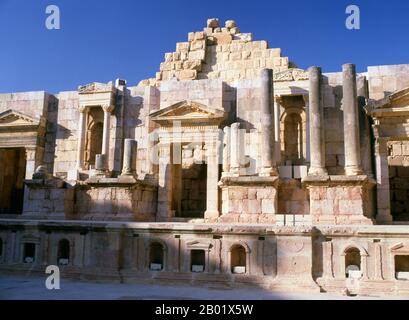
(102, 104), (115, 170)
(229, 122), (242, 176)
(273, 96), (282, 165)
(76, 105), (88, 170)
(342, 64), (363, 175)
(222, 126), (231, 177)
(308, 66), (327, 176)
(204, 140), (220, 220)
(157, 143), (172, 220)
(259, 68), (277, 176)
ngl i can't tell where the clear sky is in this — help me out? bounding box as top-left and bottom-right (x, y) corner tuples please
(0, 0), (408, 93)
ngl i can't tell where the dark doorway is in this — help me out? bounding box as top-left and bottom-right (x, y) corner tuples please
(172, 143), (207, 218)
(149, 242), (164, 271)
(191, 249), (205, 272)
(0, 148), (26, 214)
(57, 239), (70, 265)
(345, 247), (361, 277)
(389, 166), (409, 221)
(23, 243), (36, 263)
(231, 245), (246, 273)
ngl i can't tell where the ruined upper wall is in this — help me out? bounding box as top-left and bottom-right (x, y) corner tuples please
(139, 18), (290, 86)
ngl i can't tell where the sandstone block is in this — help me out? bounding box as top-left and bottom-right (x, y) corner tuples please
(188, 50), (205, 61)
(207, 18), (219, 28)
(225, 20), (236, 29)
(176, 42), (189, 52)
(261, 199), (276, 214)
(178, 69), (197, 80)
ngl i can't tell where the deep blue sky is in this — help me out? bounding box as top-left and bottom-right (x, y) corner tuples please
(0, 0), (408, 93)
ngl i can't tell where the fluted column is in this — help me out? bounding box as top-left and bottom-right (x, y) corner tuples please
(308, 66), (327, 175)
(259, 68), (277, 176)
(76, 105), (88, 170)
(102, 104), (114, 169)
(342, 63), (363, 175)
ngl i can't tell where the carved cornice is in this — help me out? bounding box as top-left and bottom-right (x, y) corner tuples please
(78, 82), (116, 94)
(273, 68), (309, 82)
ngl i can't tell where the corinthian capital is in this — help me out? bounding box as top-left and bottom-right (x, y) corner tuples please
(78, 104), (89, 113)
(102, 104), (115, 113)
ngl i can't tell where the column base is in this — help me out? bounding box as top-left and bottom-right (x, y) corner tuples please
(345, 166), (364, 176)
(308, 166), (328, 176)
(204, 210), (220, 220)
(259, 166), (278, 177)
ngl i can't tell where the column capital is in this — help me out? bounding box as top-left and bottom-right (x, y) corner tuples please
(78, 104), (89, 113)
(274, 95), (283, 104)
(102, 104), (115, 113)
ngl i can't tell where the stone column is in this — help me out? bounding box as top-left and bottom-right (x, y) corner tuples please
(222, 126), (230, 177)
(76, 105), (88, 170)
(322, 241), (334, 278)
(259, 68), (277, 176)
(102, 104), (115, 169)
(273, 96), (282, 165)
(230, 122), (241, 176)
(204, 139), (220, 219)
(303, 95), (311, 165)
(157, 143), (172, 220)
(308, 66), (327, 175)
(121, 139), (136, 176)
(342, 63), (363, 175)
(24, 147), (37, 179)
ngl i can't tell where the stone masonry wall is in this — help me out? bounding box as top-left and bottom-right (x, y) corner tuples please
(139, 19), (289, 86)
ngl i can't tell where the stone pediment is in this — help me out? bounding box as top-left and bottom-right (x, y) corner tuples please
(273, 68), (309, 82)
(78, 81), (115, 94)
(186, 240), (212, 250)
(366, 87), (409, 117)
(150, 100), (226, 125)
(390, 242), (409, 253)
(0, 109), (44, 130)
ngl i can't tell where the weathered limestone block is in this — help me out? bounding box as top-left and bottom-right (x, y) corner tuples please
(225, 20), (236, 29)
(303, 175), (376, 225)
(178, 69), (197, 80)
(23, 178), (74, 219)
(76, 179), (157, 221)
(176, 42), (189, 53)
(271, 228), (320, 293)
(190, 40), (206, 51)
(207, 18), (219, 28)
(218, 176), (278, 223)
(183, 60), (202, 71)
(188, 50), (206, 61)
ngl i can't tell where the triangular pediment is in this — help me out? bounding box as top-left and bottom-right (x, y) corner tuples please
(366, 87), (409, 116)
(390, 242), (409, 253)
(0, 109), (43, 129)
(186, 240), (212, 250)
(150, 100), (226, 125)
